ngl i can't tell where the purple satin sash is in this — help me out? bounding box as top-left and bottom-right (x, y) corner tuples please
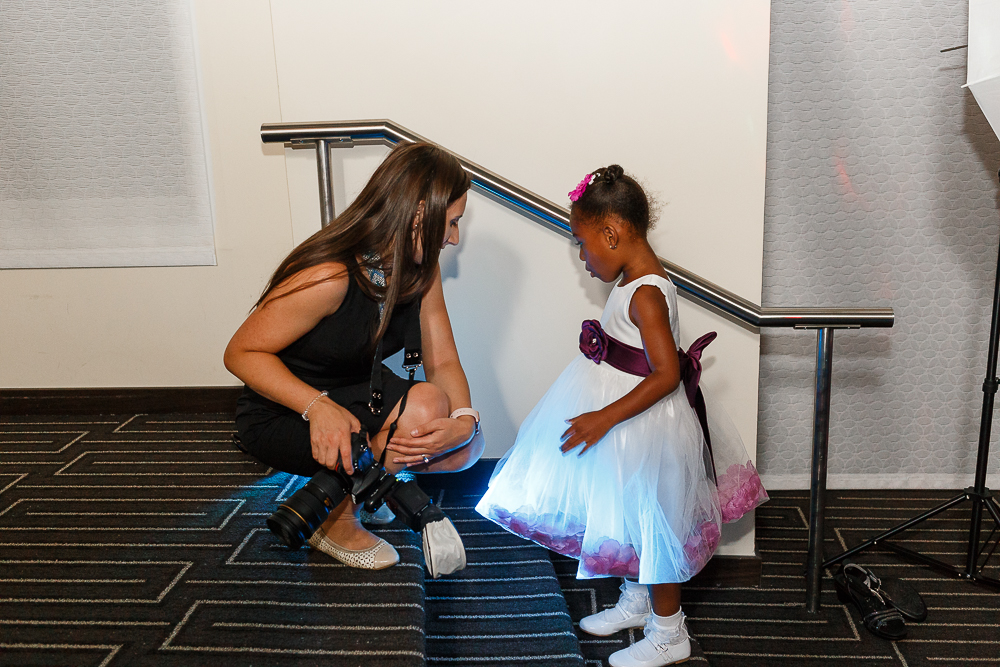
(579, 320), (718, 471)
(579, 319), (653, 377)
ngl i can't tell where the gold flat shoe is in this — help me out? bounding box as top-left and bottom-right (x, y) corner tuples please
(307, 531), (399, 569)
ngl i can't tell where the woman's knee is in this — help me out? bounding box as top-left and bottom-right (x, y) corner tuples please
(399, 382), (449, 427)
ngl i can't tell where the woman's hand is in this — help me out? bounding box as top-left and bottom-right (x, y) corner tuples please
(560, 410), (615, 456)
(387, 415), (476, 466)
(307, 398), (362, 474)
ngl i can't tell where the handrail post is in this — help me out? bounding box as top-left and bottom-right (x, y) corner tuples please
(315, 139), (334, 227)
(806, 327), (834, 612)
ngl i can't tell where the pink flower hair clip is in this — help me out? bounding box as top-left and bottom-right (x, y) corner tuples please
(568, 173), (596, 202)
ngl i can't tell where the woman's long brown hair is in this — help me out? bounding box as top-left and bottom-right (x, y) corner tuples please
(256, 142), (471, 345)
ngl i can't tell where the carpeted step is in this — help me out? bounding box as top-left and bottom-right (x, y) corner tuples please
(422, 490), (584, 666)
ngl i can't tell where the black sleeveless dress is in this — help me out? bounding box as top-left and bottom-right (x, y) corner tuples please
(235, 271), (419, 476)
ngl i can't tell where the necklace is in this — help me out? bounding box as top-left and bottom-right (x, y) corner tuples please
(362, 251), (386, 317)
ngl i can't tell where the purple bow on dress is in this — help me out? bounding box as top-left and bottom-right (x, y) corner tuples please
(677, 332), (718, 408)
(676, 331), (718, 465)
(580, 319), (651, 376)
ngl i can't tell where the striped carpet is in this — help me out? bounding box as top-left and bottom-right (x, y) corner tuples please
(3, 413), (998, 666)
(0, 413), (426, 666)
(422, 491), (583, 665)
(0, 413), (584, 666)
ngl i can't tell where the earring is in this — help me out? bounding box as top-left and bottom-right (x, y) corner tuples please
(609, 243), (617, 250)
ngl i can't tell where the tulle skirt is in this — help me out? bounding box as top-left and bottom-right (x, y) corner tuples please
(476, 354), (747, 584)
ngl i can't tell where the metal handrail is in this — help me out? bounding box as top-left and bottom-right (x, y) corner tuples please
(260, 119), (895, 612)
(261, 120), (894, 331)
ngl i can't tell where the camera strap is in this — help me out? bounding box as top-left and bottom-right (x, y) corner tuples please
(368, 301), (423, 468)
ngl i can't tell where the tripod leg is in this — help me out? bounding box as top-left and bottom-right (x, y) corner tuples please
(822, 491), (968, 568)
(986, 496), (1000, 525)
(975, 496), (1000, 575)
(975, 518), (999, 573)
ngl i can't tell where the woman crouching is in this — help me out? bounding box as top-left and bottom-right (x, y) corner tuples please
(224, 142), (484, 569)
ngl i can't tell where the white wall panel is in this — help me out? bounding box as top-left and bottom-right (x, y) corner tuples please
(0, 0), (216, 269)
(1, 0), (769, 556)
(0, 0), (294, 387)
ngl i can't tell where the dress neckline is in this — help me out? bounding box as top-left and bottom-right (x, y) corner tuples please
(615, 272), (671, 290)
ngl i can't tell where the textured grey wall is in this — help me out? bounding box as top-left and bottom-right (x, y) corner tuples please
(759, 0), (1000, 488)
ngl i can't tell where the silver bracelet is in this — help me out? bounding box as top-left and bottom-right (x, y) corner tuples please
(301, 391), (328, 421)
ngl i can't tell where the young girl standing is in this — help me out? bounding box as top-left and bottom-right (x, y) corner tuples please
(476, 166), (766, 667)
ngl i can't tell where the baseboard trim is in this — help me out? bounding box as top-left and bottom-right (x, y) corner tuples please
(0, 387), (243, 415)
(761, 473), (1000, 490)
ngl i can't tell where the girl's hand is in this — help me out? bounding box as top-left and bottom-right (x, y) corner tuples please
(560, 410), (615, 455)
(307, 398), (362, 474)
(387, 416), (476, 466)
(558, 282), (681, 456)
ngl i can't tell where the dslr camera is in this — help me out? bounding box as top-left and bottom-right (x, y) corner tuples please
(267, 427), (465, 578)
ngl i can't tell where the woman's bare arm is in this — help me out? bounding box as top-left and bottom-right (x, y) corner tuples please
(223, 263), (363, 472)
(386, 266), (485, 468)
(420, 267), (472, 411)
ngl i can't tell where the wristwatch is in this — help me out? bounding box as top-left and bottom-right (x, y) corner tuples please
(450, 407), (481, 436)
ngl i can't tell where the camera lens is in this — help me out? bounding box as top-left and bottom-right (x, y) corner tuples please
(266, 469), (349, 548)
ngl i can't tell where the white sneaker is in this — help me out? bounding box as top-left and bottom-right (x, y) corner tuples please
(579, 580), (651, 636)
(608, 612), (691, 667)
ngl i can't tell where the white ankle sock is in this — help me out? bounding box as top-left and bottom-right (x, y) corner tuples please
(623, 578), (647, 595)
(651, 608), (683, 630)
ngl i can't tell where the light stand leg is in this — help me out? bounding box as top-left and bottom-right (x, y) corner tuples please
(966, 191), (1000, 577)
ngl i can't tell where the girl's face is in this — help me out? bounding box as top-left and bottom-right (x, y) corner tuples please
(570, 211), (621, 283)
(413, 192), (468, 264)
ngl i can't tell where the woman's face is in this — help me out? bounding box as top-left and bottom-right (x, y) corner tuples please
(414, 192), (468, 264)
(441, 192), (468, 249)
